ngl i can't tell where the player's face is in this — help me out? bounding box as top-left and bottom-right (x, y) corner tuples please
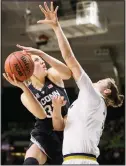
(31, 55), (47, 77)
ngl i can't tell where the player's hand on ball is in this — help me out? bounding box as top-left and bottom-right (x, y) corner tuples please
(16, 44), (42, 56)
(3, 73), (26, 89)
(37, 2), (59, 28)
(52, 96), (67, 108)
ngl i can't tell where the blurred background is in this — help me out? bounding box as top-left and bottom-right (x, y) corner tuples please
(1, 0), (125, 165)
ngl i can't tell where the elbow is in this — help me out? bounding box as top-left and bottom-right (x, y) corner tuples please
(64, 69), (72, 80)
(67, 69), (72, 79)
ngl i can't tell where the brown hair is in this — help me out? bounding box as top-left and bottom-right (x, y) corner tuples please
(105, 78), (124, 108)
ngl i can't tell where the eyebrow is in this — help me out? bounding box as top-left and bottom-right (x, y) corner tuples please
(34, 57), (39, 61)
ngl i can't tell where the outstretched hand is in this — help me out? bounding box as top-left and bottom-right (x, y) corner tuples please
(16, 44), (42, 56)
(37, 1), (59, 28)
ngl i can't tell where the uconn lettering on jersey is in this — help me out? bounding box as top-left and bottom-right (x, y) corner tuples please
(36, 90), (60, 106)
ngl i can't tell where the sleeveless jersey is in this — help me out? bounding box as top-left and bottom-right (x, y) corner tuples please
(28, 77), (70, 129)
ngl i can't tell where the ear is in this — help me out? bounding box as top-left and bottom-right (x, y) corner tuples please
(103, 88), (111, 96)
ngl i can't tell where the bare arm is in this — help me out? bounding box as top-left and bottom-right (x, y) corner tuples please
(36, 2), (101, 106)
(51, 96), (67, 131)
(16, 2), (72, 80)
(39, 50), (72, 80)
(37, 2), (82, 81)
(52, 106), (65, 131)
(3, 73), (47, 119)
(53, 25), (101, 104)
(16, 46), (72, 81)
(53, 24), (83, 81)
(20, 86), (47, 119)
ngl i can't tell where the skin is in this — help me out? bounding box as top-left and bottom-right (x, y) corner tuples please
(3, 2), (116, 164)
(34, 1), (114, 132)
(3, 4), (72, 161)
(3, 54), (69, 164)
(93, 78), (112, 97)
(16, 47), (72, 82)
(36, 1), (112, 97)
(30, 55), (48, 89)
(3, 56), (67, 164)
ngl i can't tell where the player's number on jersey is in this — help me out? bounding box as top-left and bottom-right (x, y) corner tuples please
(44, 105), (52, 118)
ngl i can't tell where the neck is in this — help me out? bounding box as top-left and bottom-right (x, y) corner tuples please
(31, 74), (46, 89)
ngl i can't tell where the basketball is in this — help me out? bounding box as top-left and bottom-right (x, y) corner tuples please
(4, 51), (34, 82)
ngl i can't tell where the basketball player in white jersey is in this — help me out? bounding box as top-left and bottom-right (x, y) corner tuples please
(35, 2), (123, 164)
(15, 2), (124, 164)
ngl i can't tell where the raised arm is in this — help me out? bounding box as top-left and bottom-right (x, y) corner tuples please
(16, 48), (71, 81)
(53, 23), (83, 81)
(3, 73), (47, 119)
(37, 1), (83, 82)
(36, 2), (101, 106)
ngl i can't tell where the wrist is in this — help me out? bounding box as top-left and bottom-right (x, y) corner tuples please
(39, 51), (44, 58)
(53, 105), (62, 110)
(53, 106), (62, 114)
(52, 112), (62, 119)
(52, 22), (60, 31)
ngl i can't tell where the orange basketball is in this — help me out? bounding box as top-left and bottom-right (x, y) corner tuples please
(4, 51), (34, 82)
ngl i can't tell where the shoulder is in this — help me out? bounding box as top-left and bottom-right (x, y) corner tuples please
(47, 67), (64, 88)
(20, 92), (25, 101)
(20, 92), (27, 103)
(20, 93), (28, 106)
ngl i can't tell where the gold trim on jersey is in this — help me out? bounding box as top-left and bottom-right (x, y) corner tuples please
(64, 155), (96, 161)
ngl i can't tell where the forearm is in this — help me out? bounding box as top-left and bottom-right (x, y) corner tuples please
(52, 107), (65, 131)
(53, 23), (84, 80)
(53, 23), (75, 64)
(21, 85), (46, 119)
(39, 51), (71, 79)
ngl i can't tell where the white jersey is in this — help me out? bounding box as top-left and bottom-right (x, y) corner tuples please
(63, 70), (107, 159)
